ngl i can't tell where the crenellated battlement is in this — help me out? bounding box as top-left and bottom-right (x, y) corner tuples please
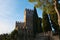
(25, 8), (34, 12)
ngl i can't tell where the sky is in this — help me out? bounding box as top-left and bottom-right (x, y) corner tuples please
(59, 0), (60, 3)
(0, 0), (42, 34)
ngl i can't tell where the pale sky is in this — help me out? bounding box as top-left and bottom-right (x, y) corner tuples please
(0, 0), (42, 34)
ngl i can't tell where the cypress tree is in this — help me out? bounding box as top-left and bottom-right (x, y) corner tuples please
(33, 7), (38, 37)
(42, 11), (52, 32)
(50, 13), (59, 33)
(38, 17), (43, 33)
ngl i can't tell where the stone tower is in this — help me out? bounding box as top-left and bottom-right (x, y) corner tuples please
(24, 9), (34, 32)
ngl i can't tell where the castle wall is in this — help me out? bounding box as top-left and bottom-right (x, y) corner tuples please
(15, 21), (24, 30)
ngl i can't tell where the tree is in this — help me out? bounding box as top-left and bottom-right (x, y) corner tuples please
(29, 0), (54, 13)
(42, 11), (52, 32)
(29, 0), (60, 15)
(38, 17), (43, 33)
(10, 29), (18, 40)
(50, 12), (59, 33)
(0, 34), (10, 40)
(33, 7), (38, 37)
(28, 0), (60, 34)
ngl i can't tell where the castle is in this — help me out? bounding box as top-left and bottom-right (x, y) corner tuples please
(15, 9), (34, 33)
(15, 7), (60, 40)
(15, 7), (42, 34)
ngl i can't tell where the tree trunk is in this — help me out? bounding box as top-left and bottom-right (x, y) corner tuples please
(54, 0), (60, 39)
(54, 0), (60, 26)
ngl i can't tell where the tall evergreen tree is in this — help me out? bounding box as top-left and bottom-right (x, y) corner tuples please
(42, 11), (52, 32)
(33, 7), (38, 37)
(50, 13), (59, 33)
(38, 17), (43, 33)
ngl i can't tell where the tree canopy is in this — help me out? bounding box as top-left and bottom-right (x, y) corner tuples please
(29, 0), (60, 34)
(29, 0), (60, 14)
(42, 11), (52, 32)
